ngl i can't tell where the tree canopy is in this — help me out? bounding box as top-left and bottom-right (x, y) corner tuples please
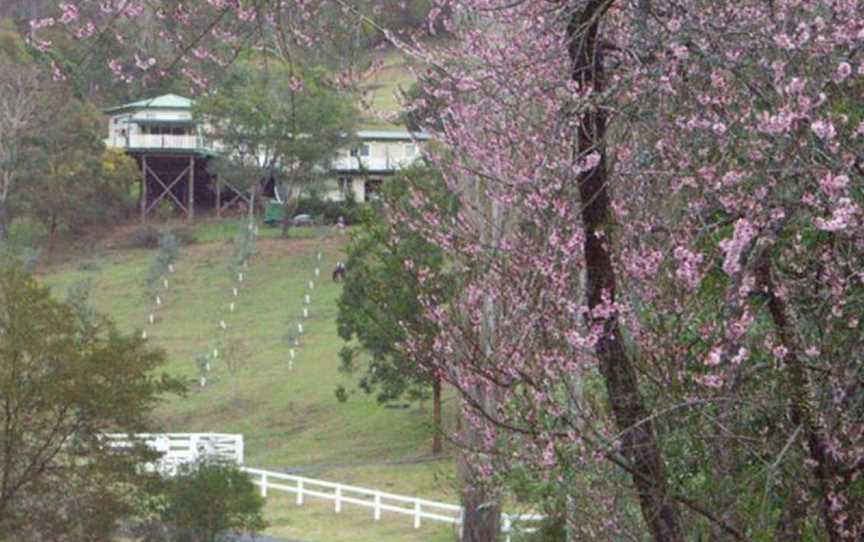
(336, 166), (455, 454)
(0, 266), (185, 540)
(197, 60), (358, 232)
(18, 97), (137, 249)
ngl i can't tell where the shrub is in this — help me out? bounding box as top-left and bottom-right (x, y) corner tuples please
(0, 243), (41, 272)
(6, 216), (48, 247)
(139, 460), (267, 542)
(294, 193), (363, 225)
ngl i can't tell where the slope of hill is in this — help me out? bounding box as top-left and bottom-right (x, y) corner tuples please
(40, 218), (456, 542)
(358, 45), (419, 128)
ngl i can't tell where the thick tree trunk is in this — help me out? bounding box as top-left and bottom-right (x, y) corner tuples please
(568, 3), (683, 541)
(459, 393), (501, 542)
(459, 183), (502, 541)
(460, 481), (501, 542)
(432, 377), (443, 455)
(459, 325), (502, 538)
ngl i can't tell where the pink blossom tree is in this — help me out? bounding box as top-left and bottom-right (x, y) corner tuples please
(392, 1), (864, 539)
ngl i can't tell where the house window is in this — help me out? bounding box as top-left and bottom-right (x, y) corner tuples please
(364, 179), (383, 201)
(405, 144), (418, 157)
(351, 144), (370, 158)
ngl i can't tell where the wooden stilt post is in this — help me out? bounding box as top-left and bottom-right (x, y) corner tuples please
(141, 155), (148, 223)
(188, 155), (195, 221)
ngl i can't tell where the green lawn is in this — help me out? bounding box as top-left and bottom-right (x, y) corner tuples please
(263, 492), (457, 542)
(39, 217), (458, 542)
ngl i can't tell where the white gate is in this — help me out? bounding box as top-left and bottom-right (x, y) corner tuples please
(102, 433), (244, 476)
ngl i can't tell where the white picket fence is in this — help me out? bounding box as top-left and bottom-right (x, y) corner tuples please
(103, 433), (244, 476)
(241, 467), (543, 542)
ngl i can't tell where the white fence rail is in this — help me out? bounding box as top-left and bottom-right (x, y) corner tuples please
(103, 433), (244, 476)
(241, 467), (542, 541)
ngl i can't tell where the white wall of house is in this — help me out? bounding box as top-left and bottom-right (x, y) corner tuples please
(316, 177), (369, 203)
(361, 139), (414, 163)
(333, 140), (421, 173)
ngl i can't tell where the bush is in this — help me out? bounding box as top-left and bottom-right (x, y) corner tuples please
(138, 460), (267, 542)
(6, 216), (48, 247)
(0, 241), (40, 272)
(294, 193), (363, 225)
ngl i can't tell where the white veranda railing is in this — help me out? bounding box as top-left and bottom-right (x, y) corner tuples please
(241, 467), (543, 542)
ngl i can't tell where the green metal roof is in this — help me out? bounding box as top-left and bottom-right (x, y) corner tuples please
(105, 94), (194, 113)
(126, 118), (196, 126)
(357, 129), (429, 141)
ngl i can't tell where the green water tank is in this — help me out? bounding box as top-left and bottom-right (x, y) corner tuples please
(264, 200), (285, 225)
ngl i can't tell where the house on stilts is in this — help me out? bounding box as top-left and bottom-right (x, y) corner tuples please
(103, 94), (429, 222)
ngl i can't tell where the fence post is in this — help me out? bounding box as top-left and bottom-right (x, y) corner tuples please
(502, 513), (512, 542)
(374, 492), (381, 521)
(414, 501), (422, 529)
(335, 486), (342, 513)
(296, 479), (304, 505)
(260, 472), (267, 497)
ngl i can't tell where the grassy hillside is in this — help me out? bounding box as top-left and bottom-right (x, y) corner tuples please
(39, 218), (457, 542)
(358, 45), (418, 128)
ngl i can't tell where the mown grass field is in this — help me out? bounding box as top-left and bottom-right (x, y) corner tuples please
(38, 217), (457, 542)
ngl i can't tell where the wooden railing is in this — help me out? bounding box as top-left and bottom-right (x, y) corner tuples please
(241, 467), (542, 541)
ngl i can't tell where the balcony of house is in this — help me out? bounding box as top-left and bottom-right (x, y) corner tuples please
(105, 133), (210, 151)
(331, 153), (421, 173)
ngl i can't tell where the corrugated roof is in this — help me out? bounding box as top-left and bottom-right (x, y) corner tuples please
(357, 129), (430, 141)
(126, 118), (195, 126)
(105, 94), (194, 113)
